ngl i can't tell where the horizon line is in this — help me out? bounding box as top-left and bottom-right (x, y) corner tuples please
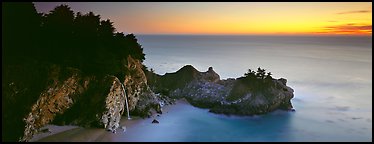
(133, 33), (372, 36)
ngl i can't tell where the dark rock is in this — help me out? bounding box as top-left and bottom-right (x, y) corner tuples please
(39, 128), (51, 133)
(279, 78), (287, 85)
(19, 66), (87, 142)
(123, 56), (160, 117)
(152, 119), (159, 124)
(146, 65), (295, 116)
(6, 56), (164, 142)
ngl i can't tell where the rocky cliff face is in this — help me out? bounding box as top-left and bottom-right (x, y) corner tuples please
(3, 56), (163, 142)
(19, 66), (87, 141)
(100, 76), (126, 133)
(123, 56), (162, 117)
(208, 77), (294, 115)
(149, 65), (295, 116)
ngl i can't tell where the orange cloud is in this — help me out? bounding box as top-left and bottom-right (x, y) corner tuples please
(320, 23), (372, 35)
(337, 10), (371, 14)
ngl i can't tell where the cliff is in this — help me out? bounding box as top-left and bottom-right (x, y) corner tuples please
(123, 56), (162, 117)
(2, 56), (163, 142)
(147, 65), (294, 116)
(2, 3), (164, 142)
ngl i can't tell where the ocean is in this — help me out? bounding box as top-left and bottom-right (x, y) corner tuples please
(133, 35), (372, 142)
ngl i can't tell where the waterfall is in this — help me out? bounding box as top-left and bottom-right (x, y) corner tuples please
(121, 83), (131, 120)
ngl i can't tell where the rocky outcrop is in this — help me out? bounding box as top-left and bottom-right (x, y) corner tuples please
(100, 76), (126, 133)
(123, 56), (163, 117)
(208, 77), (294, 115)
(152, 119), (159, 124)
(148, 65), (294, 116)
(3, 3), (166, 141)
(19, 66), (128, 141)
(19, 66), (87, 142)
(4, 56), (164, 142)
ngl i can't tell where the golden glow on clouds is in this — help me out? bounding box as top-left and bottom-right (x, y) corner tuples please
(35, 2), (372, 35)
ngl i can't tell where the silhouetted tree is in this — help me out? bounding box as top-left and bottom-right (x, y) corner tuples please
(256, 67), (266, 79)
(244, 68), (255, 77)
(2, 2), (44, 142)
(99, 19), (115, 39)
(40, 4), (75, 63)
(125, 33), (146, 62)
(2, 2), (41, 63)
(266, 72), (272, 79)
(3, 3), (149, 141)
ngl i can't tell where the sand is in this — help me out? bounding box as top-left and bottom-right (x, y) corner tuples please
(30, 99), (187, 142)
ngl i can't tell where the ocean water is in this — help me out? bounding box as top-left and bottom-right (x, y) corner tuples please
(134, 35), (372, 142)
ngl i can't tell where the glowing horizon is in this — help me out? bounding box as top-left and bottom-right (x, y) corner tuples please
(34, 2), (372, 36)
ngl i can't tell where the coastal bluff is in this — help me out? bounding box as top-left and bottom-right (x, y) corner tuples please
(3, 56), (166, 142)
(146, 65), (295, 116)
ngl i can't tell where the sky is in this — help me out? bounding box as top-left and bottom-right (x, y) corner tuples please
(34, 2), (372, 35)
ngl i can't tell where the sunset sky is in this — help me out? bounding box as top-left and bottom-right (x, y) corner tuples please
(34, 2), (372, 35)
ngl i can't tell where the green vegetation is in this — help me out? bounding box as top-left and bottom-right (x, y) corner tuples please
(226, 67), (274, 101)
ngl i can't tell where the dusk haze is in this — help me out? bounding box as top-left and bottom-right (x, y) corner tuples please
(34, 2), (372, 35)
(2, 2), (372, 142)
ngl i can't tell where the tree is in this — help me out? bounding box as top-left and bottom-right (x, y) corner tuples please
(40, 4), (75, 63)
(98, 19), (115, 38)
(256, 67), (266, 79)
(2, 2), (46, 142)
(2, 2), (41, 63)
(125, 33), (146, 62)
(244, 68), (253, 76)
(43, 5), (75, 40)
(266, 72), (272, 78)
(265, 72), (273, 83)
(3, 3), (150, 141)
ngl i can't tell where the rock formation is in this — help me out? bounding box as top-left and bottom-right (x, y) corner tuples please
(3, 57), (293, 142)
(19, 66), (87, 141)
(2, 3), (167, 142)
(148, 65), (294, 116)
(151, 119), (159, 124)
(100, 76), (126, 133)
(3, 56), (165, 142)
(123, 56), (162, 117)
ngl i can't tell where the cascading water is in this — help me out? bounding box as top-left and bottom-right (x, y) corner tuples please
(121, 83), (131, 120)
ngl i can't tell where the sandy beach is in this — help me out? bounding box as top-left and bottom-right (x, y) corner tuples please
(30, 99), (186, 142)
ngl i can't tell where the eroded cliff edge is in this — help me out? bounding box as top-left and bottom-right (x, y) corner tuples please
(146, 65), (294, 116)
(3, 56), (165, 142)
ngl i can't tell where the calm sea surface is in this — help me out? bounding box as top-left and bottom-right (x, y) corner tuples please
(132, 35), (372, 142)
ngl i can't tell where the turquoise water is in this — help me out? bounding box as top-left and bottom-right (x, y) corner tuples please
(133, 35), (372, 142)
(112, 100), (369, 142)
(113, 101), (297, 142)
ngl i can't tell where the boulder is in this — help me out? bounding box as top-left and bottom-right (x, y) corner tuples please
(151, 119), (159, 124)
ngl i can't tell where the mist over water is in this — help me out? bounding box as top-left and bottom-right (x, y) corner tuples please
(135, 35), (372, 142)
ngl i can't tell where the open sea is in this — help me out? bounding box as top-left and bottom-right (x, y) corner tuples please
(131, 35), (372, 142)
